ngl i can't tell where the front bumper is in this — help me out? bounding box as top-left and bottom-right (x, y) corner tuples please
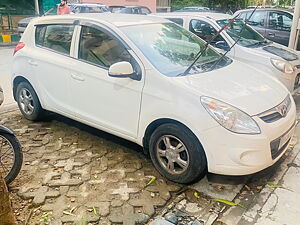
(198, 98), (297, 176)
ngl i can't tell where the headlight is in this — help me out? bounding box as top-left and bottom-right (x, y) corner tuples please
(201, 97), (261, 134)
(271, 58), (294, 74)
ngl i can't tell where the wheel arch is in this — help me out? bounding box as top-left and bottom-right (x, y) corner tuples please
(142, 118), (206, 158)
(12, 76), (32, 101)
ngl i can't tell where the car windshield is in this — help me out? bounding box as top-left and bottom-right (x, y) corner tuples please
(217, 19), (269, 48)
(121, 23), (231, 77)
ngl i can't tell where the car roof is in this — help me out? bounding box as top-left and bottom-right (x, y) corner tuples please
(154, 12), (232, 20)
(109, 5), (146, 8)
(71, 3), (106, 7)
(236, 8), (293, 14)
(34, 13), (167, 27)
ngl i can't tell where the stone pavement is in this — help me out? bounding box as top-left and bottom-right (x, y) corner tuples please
(3, 96), (299, 225)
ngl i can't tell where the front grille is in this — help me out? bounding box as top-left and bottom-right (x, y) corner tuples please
(270, 137), (290, 160)
(260, 112), (282, 123)
(258, 95), (291, 123)
(270, 123), (295, 160)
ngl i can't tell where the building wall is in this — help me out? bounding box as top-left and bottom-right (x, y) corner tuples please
(81, 0), (157, 12)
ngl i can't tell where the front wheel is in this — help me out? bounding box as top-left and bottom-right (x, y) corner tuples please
(149, 123), (207, 184)
(0, 133), (23, 184)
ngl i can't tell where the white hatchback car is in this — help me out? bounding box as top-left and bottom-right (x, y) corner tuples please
(154, 12), (300, 93)
(12, 14), (296, 184)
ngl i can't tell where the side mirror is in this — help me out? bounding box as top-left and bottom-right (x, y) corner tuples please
(108, 61), (139, 80)
(214, 41), (230, 51)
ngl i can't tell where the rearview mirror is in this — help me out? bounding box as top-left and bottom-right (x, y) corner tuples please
(108, 61), (138, 80)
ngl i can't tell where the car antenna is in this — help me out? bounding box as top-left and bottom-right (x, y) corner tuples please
(206, 6), (259, 72)
(181, 13), (241, 76)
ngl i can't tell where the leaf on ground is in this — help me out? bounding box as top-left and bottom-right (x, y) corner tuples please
(93, 206), (98, 216)
(63, 211), (76, 216)
(194, 192), (200, 199)
(146, 177), (156, 186)
(212, 198), (245, 209)
(266, 183), (283, 189)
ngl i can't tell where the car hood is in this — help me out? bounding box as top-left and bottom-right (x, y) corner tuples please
(246, 42), (300, 63)
(174, 60), (288, 116)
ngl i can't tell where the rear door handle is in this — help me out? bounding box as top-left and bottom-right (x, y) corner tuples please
(71, 73), (85, 81)
(28, 60), (38, 66)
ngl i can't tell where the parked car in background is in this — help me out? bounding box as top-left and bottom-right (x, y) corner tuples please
(13, 14), (296, 184)
(109, 5), (151, 14)
(175, 7), (210, 12)
(154, 12), (300, 93)
(233, 8), (300, 50)
(17, 3), (109, 35)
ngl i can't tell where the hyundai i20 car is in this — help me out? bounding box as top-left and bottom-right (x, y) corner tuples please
(12, 14), (296, 184)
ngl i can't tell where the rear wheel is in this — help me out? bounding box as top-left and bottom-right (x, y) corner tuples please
(0, 133), (23, 184)
(149, 123), (207, 184)
(16, 82), (45, 121)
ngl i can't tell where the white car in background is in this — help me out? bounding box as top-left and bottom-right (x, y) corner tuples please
(12, 14), (296, 184)
(154, 12), (300, 93)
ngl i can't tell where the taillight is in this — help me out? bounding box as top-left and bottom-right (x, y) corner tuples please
(13, 42), (25, 56)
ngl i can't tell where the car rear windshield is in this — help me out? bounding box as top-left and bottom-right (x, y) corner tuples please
(121, 23), (231, 76)
(217, 19), (268, 48)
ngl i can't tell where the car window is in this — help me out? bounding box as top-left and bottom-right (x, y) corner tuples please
(132, 8), (140, 14)
(247, 11), (266, 27)
(268, 11), (292, 31)
(237, 12), (248, 20)
(111, 7), (123, 13)
(167, 18), (184, 26)
(189, 19), (226, 44)
(78, 26), (132, 68)
(35, 24), (75, 55)
(141, 7), (151, 14)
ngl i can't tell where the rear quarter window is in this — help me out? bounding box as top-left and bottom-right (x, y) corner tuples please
(35, 24), (75, 55)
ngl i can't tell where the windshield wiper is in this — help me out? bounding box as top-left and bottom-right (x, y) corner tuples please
(205, 6), (259, 73)
(246, 40), (269, 48)
(179, 14), (241, 76)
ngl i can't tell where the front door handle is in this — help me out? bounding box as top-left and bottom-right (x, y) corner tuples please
(28, 60), (38, 66)
(71, 73), (85, 81)
(268, 32), (275, 37)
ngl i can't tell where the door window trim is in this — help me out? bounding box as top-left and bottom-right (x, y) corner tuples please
(74, 23), (143, 80)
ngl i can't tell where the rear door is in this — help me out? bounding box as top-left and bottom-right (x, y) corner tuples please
(265, 10), (292, 46)
(32, 23), (76, 115)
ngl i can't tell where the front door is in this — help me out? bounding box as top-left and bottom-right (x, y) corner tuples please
(70, 25), (144, 138)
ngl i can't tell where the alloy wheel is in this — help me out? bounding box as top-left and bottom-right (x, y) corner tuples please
(19, 88), (34, 115)
(156, 135), (189, 175)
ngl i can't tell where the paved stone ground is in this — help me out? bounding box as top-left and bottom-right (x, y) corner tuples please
(2, 110), (184, 225)
(2, 96), (300, 225)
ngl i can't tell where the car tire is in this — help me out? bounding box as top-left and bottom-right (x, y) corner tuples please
(16, 82), (45, 121)
(149, 123), (207, 184)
